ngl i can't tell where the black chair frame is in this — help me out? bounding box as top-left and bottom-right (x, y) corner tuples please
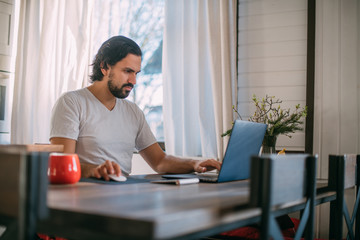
(250, 154), (317, 240)
(329, 154), (360, 240)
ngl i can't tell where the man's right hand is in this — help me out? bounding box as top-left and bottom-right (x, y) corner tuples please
(50, 137), (122, 180)
(91, 160), (122, 181)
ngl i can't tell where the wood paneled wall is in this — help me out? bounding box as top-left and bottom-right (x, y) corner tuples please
(237, 1), (359, 237)
(314, 0), (359, 238)
(313, 0), (359, 179)
(237, 0), (308, 151)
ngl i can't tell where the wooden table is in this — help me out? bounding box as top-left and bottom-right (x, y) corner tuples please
(37, 175), (336, 240)
(0, 144), (64, 153)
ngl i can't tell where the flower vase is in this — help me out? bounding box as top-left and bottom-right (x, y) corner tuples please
(262, 135), (277, 154)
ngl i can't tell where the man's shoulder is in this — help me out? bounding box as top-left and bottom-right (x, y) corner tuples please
(62, 88), (87, 97)
(59, 88), (89, 102)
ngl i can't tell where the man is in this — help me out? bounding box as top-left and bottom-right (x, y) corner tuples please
(50, 36), (221, 180)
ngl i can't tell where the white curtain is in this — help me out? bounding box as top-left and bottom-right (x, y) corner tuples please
(163, 0), (237, 160)
(11, 0), (93, 144)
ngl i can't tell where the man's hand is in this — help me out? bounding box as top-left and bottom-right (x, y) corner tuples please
(193, 159), (222, 173)
(91, 160), (122, 181)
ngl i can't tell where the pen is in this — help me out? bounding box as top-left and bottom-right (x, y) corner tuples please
(175, 178), (200, 185)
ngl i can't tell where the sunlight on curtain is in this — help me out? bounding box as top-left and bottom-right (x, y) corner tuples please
(11, 0), (93, 144)
(163, 0), (237, 160)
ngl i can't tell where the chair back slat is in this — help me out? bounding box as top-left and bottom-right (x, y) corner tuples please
(0, 152), (25, 218)
(344, 154), (357, 189)
(329, 154), (357, 190)
(271, 156), (306, 205)
(0, 147), (49, 240)
(250, 154), (310, 207)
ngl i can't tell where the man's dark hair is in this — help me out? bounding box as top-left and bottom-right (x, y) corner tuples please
(90, 36), (142, 82)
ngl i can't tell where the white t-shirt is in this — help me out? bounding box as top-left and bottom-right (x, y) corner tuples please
(50, 88), (157, 175)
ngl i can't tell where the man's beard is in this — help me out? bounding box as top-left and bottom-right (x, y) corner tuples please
(107, 72), (133, 99)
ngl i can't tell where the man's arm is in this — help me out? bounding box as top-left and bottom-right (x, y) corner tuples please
(50, 137), (76, 153)
(50, 137), (121, 180)
(139, 143), (221, 174)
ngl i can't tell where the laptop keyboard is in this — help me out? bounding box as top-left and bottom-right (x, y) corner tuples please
(196, 172), (219, 182)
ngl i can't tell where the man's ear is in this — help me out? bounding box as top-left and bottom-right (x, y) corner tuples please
(100, 62), (108, 75)
(101, 68), (107, 76)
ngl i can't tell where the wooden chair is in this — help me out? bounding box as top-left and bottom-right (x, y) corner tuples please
(249, 154), (317, 240)
(328, 154), (360, 240)
(0, 145), (55, 240)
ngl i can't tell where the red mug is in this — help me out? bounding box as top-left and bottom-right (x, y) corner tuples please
(48, 153), (81, 184)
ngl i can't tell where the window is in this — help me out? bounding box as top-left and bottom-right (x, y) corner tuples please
(91, 0), (165, 141)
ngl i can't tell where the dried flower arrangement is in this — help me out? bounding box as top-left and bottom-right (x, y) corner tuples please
(222, 94), (307, 153)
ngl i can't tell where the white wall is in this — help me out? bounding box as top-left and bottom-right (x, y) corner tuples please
(237, 0), (359, 238)
(237, 0), (308, 151)
(314, 0), (359, 238)
(313, 0), (359, 179)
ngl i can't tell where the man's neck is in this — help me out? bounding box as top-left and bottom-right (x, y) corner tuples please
(87, 82), (116, 111)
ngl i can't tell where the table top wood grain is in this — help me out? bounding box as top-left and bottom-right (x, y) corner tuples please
(39, 175), (257, 240)
(0, 144), (64, 153)
(38, 175), (336, 240)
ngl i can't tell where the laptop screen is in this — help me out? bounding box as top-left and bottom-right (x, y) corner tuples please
(217, 120), (267, 182)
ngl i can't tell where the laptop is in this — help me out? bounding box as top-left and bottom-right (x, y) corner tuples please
(162, 120), (267, 183)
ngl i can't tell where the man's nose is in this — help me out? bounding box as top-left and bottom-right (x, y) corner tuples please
(128, 73), (137, 85)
